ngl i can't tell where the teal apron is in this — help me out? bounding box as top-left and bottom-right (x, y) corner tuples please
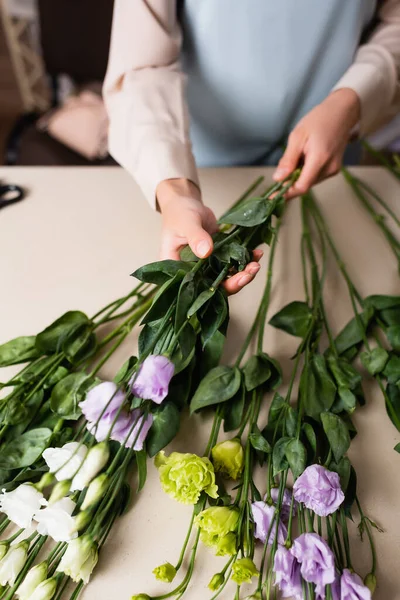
(180, 0), (377, 166)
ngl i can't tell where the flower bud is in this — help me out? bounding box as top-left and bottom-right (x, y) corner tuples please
(57, 535), (98, 584)
(30, 577), (58, 600)
(0, 541), (29, 586)
(81, 474), (109, 510)
(49, 480), (71, 504)
(72, 442), (110, 491)
(364, 573), (377, 593)
(17, 561), (48, 600)
(0, 543), (9, 561)
(152, 562), (176, 583)
(211, 439), (244, 480)
(208, 573), (225, 591)
(73, 509), (92, 533)
(36, 473), (55, 491)
(231, 558), (259, 585)
(131, 595), (151, 600)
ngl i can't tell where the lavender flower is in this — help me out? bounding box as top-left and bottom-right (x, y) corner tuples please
(251, 501), (287, 545)
(291, 533), (335, 598)
(270, 487), (296, 521)
(340, 569), (372, 600)
(79, 382), (126, 422)
(273, 545), (302, 599)
(111, 410), (153, 450)
(293, 465), (344, 517)
(130, 355), (174, 404)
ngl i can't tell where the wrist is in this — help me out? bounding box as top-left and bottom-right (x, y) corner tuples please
(156, 178), (201, 212)
(326, 88), (361, 128)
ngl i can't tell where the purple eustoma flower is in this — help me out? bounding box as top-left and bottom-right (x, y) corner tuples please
(130, 355), (174, 404)
(251, 501), (287, 545)
(79, 381), (125, 422)
(273, 545), (302, 599)
(269, 487), (297, 521)
(111, 410), (153, 450)
(293, 465), (345, 517)
(340, 569), (371, 600)
(291, 533), (335, 599)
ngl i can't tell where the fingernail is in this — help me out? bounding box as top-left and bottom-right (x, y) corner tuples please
(273, 168), (288, 181)
(196, 240), (211, 257)
(238, 274), (251, 287)
(249, 265), (260, 275)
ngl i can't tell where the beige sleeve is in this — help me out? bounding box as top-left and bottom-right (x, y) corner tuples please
(103, 0), (199, 208)
(333, 0), (400, 135)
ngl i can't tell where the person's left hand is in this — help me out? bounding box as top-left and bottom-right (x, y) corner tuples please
(273, 88), (361, 199)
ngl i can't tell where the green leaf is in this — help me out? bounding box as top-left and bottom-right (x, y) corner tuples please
(1, 397), (28, 426)
(0, 336), (41, 367)
(360, 347), (389, 375)
(300, 354), (336, 421)
(394, 443), (400, 453)
(200, 290), (228, 348)
(5, 389), (44, 439)
(36, 311), (89, 355)
(249, 427), (271, 454)
(365, 294), (400, 310)
(383, 354), (400, 384)
(334, 387), (357, 414)
(221, 197), (275, 227)
(141, 273), (182, 325)
(62, 323), (97, 363)
(44, 366), (69, 389)
(343, 466), (357, 515)
(386, 326), (400, 351)
(132, 260), (194, 285)
(321, 412), (350, 462)
(380, 307), (400, 326)
(50, 372), (93, 420)
(146, 402), (181, 457)
(269, 301), (312, 338)
(329, 457), (351, 492)
(215, 242), (250, 271)
(267, 393), (286, 427)
(196, 330), (225, 382)
(285, 439), (307, 479)
(285, 406), (298, 437)
(0, 428), (52, 470)
(272, 437), (290, 476)
(187, 289), (215, 318)
(136, 450), (147, 492)
(190, 366), (241, 413)
(114, 356), (137, 385)
(335, 309), (374, 355)
(242, 354), (271, 391)
(175, 273), (197, 331)
(223, 383), (245, 432)
(138, 319), (164, 356)
(385, 384), (400, 431)
(327, 355), (361, 390)
(302, 423), (317, 455)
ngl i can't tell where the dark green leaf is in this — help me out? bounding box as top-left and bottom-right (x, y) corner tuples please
(300, 354), (336, 421)
(132, 260), (193, 285)
(343, 466), (357, 516)
(327, 355), (361, 390)
(62, 323), (97, 363)
(386, 326), (400, 351)
(200, 290), (228, 347)
(0, 428), (52, 469)
(180, 246), (197, 262)
(321, 412), (350, 462)
(175, 273), (197, 331)
(360, 347), (389, 375)
(36, 311), (89, 354)
(223, 383), (245, 432)
(118, 482), (132, 516)
(147, 403), (181, 457)
(394, 443), (400, 453)
(222, 197), (275, 227)
(190, 366), (241, 413)
(138, 319), (164, 356)
(303, 422), (317, 455)
(285, 406), (298, 437)
(114, 356), (137, 385)
(1, 397), (28, 426)
(196, 330), (225, 382)
(166, 361), (194, 410)
(383, 354), (400, 384)
(141, 273), (182, 324)
(272, 437), (290, 476)
(333, 387), (357, 414)
(5, 389), (44, 439)
(380, 306), (400, 326)
(329, 457), (351, 492)
(0, 336), (41, 367)
(242, 354), (271, 392)
(285, 439), (307, 479)
(249, 427), (271, 454)
(267, 393), (286, 427)
(385, 384), (400, 431)
(335, 308), (374, 355)
(11, 356), (55, 385)
(269, 301), (312, 338)
(50, 372), (93, 420)
(365, 294), (400, 310)
(187, 289), (215, 318)
(44, 366), (69, 389)
(136, 450), (147, 492)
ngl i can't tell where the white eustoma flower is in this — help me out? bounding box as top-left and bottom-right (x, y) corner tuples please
(30, 577), (57, 600)
(0, 541), (29, 587)
(57, 535), (98, 584)
(0, 542), (9, 561)
(42, 442), (88, 491)
(16, 561), (48, 599)
(34, 498), (78, 542)
(71, 442), (110, 491)
(0, 484), (45, 528)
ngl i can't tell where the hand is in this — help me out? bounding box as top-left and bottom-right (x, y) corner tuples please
(156, 178), (262, 294)
(273, 88), (361, 199)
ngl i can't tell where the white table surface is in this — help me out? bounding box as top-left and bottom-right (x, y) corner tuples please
(0, 167), (399, 600)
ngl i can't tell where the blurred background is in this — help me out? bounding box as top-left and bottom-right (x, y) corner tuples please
(0, 0), (399, 168)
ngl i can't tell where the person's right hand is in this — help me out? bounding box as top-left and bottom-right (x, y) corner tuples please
(156, 178), (262, 295)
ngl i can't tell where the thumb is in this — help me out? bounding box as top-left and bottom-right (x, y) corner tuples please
(274, 132), (304, 181)
(185, 218), (214, 258)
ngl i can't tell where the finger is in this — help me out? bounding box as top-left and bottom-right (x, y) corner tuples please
(203, 206), (219, 235)
(160, 230), (184, 261)
(285, 150), (326, 199)
(185, 219), (214, 258)
(223, 262), (260, 295)
(273, 131), (304, 181)
(252, 249), (264, 262)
